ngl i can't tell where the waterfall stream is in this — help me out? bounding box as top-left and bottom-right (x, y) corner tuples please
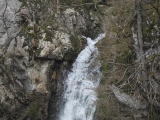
(59, 34), (105, 120)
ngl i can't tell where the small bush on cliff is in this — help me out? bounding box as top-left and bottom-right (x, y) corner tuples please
(28, 101), (39, 120)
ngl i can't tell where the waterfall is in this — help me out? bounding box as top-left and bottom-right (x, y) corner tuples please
(59, 34), (105, 120)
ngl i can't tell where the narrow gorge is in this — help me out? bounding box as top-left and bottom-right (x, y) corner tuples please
(1, 0), (160, 120)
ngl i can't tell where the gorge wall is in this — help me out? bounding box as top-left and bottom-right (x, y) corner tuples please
(0, 0), (104, 119)
(1, 0), (159, 120)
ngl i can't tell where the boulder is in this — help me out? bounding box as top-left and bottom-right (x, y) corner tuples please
(110, 85), (148, 109)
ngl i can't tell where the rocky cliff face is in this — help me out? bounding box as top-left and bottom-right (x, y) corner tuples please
(0, 0), (103, 119)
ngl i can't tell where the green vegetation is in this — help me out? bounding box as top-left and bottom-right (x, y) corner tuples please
(70, 35), (81, 53)
(44, 30), (54, 42)
(28, 101), (39, 120)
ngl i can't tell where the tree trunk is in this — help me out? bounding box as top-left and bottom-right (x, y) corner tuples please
(136, 0), (148, 90)
(136, 0), (145, 64)
(57, 0), (60, 14)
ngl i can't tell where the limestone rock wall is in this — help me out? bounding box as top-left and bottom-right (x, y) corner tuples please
(0, 0), (103, 119)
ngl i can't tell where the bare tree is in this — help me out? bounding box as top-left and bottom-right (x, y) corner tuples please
(57, 0), (60, 14)
(136, 0), (148, 81)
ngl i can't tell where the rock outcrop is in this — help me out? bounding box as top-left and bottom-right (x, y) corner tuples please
(0, 0), (104, 119)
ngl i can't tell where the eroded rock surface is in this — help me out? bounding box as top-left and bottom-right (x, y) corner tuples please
(0, 0), (103, 119)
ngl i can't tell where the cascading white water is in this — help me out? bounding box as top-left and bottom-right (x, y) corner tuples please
(59, 34), (105, 120)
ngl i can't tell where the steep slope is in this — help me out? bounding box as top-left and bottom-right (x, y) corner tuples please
(96, 0), (160, 120)
(0, 0), (104, 119)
